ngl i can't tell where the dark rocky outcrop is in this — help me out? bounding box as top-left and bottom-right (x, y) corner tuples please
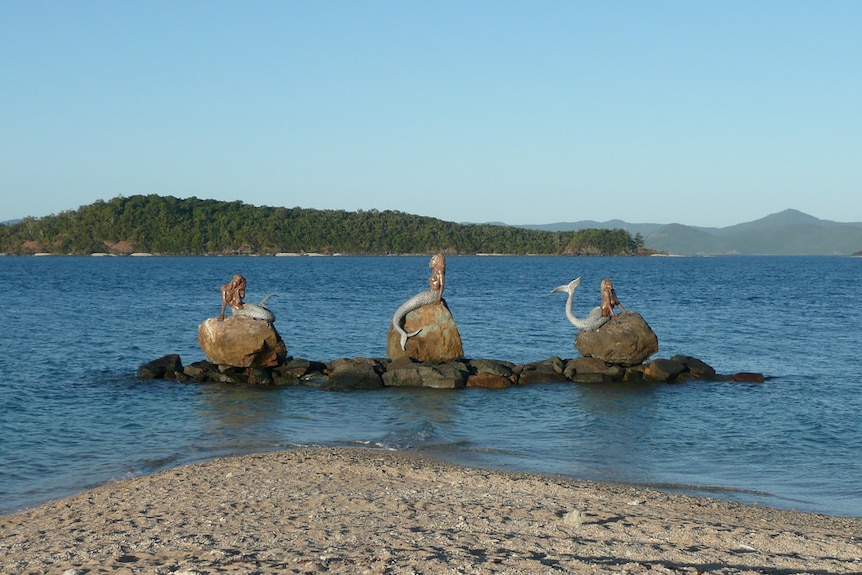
(322, 358), (386, 391)
(669, 355), (717, 380)
(144, 353), (763, 388)
(382, 358), (468, 389)
(575, 312), (659, 366)
(271, 358), (327, 386)
(517, 356), (570, 385)
(386, 301), (464, 363)
(136, 354), (183, 379)
(466, 373), (513, 389)
(729, 372), (766, 383)
(466, 359), (516, 388)
(644, 358), (688, 382)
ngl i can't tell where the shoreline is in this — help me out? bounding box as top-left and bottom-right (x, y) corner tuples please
(2, 448), (861, 574)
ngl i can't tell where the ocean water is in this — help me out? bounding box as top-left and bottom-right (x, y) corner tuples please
(1, 255), (860, 517)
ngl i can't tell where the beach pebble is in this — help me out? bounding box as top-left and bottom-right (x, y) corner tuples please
(563, 509), (583, 527)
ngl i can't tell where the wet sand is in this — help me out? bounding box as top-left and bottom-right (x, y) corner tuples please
(2, 447), (860, 574)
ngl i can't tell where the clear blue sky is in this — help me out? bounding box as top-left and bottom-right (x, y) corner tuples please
(2, 1), (860, 227)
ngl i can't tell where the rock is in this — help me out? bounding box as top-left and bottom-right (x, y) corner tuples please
(382, 360), (467, 389)
(565, 357), (636, 383)
(575, 312), (658, 366)
(137, 354), (183, 379)
(644, 358), (687, 382)
(300, 372), (331, 387)
(517, 357), (570, 385)
(212, 365), (249, 384)
(564, 357), (608, 379)
(272, 358), (325, 386)
(670, 355), (717, 379)
(467, 359), (516, 378)
(182, 360), (219, 382)
(247, 368), (274, 385)
(466, 373), (512, 388)
(568, 372), (609, 384)
(387, 355), (418, 371)
(466, 359), (516, 388)
(604, 365), (626, 380)
(643, 356), (718, 382)
(324, 358), (385, 390)
(197, 316), (287, 368)
(620, 366), (646, 382)
(435, 361), (470, 386)
(518, 367), (570, 385)
(729, 372), (766, 383)
(386, 301), (464, 363)
(137, 351), (751, 386)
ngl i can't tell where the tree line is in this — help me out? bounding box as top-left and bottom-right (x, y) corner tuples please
(0, 195), (647, 256)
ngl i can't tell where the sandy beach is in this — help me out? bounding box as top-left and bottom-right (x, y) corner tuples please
(2, 448), (860, 575)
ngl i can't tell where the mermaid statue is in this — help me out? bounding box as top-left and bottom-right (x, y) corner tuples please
(217, 273), (276, 323)
(551, 277), (610, 331)
(600, 278), (627, 318)
(391, 253), (446, 350)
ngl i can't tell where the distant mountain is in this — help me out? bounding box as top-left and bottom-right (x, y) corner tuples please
(520, 219), (665, 238)
(514, 209), (862, 255)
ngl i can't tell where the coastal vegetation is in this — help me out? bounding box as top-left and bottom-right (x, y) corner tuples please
(0, 195), (645, 256)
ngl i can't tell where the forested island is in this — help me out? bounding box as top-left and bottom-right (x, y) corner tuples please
(0, 195), (647, 256)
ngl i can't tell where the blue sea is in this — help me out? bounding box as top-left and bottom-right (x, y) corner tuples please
(1, 255), (860, 517)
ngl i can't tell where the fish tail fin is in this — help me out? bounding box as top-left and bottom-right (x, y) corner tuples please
(399, 328), (423, 351)
(552, 277), (581, 294)
(259, 294), (275, 307)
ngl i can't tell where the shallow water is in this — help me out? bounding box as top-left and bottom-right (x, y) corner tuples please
(1, 255), (860, 516)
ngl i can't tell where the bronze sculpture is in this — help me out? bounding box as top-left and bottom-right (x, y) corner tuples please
(217, 273), (276, 323)
(218, 274), (247, 320)
(427, 252), (446, 298)
(551, 277), (610, 331)
(600, 278), (627, 318)
(391, 253), (447, 350)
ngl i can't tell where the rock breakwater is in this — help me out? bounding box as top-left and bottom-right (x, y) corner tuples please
(137, 353), (765, 389)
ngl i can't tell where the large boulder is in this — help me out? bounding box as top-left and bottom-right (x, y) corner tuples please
(574, 312), (658, 366)
(198, 316), (287, 368)
(386, 301), (464, 363)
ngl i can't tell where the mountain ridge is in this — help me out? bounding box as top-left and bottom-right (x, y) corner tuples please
(514, 209), (862, 255)
(5, 204), (862, 256)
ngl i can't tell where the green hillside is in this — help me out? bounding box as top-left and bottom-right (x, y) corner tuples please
(0, 195), (643, 256)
